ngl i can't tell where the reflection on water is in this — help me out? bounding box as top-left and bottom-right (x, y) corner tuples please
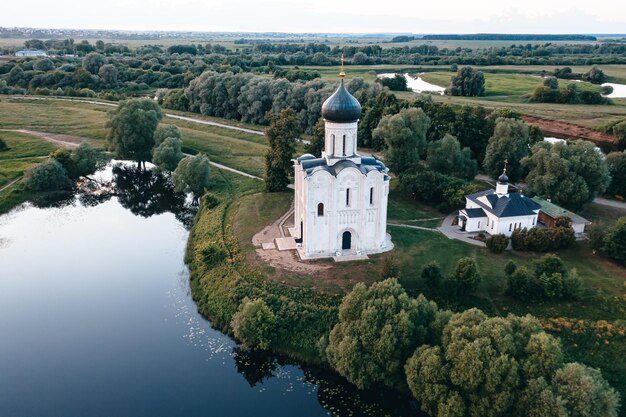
(0, 161), (420, 417)
(377, 73), (446, 94)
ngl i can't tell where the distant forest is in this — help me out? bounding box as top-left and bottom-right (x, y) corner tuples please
(391, 34), (599, 42)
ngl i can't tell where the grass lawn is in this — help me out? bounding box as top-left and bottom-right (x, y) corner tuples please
(0, 97), (270, 177)
(0, 130), (58, 213)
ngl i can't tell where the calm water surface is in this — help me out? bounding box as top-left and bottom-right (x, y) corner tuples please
(0, 162), (416, 417)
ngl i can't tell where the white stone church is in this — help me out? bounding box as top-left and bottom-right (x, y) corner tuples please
(293, 67), (393, 259)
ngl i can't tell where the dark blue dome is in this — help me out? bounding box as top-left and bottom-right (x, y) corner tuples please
(498, 171), (509, 183)
(321, 79), (362, 123)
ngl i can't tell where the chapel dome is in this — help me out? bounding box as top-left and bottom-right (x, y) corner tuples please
(321, 79), (362, 123)
(498, 171), (509, 184)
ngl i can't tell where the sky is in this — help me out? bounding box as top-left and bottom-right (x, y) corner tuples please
(1, 0), (626, 34)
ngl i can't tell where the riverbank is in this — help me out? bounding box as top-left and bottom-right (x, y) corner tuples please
(185, 171), (340, 363)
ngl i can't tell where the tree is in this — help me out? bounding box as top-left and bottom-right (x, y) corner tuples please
(326, 278), (439, 390)
(405, 309), (569, 417)
(373, 107), (429, 174)
(71, 143), (107, 178)
(33, 58), (54, 72)
(231, 298), (276, 350)
(606, 151), (626, 197)
(552, 363), (620, 417)
(381, 252), (401, 279)
(154, 124), (182, 147)
(421, 261), (443, 287)
(98, 64), (118, 86)
(426, 134), (478, 180)
(449, 257), (481, 294)
(106, 99), (164, 168)
(304, 117), (324, 157)
(378, 74), (408, 91)
(483, 118), (531, 182)
(450, 105), (494, 163)
(152, 137), (184, 172)
(23, 159), (72, 191)
(486, 234), (509, 253)
(522, 140), (610, 209)
(82, 52), (107, 75)
(264, 108), (299, 192)
(601, 217), (626, 265)
(448, 66), (485, 97)
(0, 138), (7, 152)
(583, 66), (607, 84)
(172, 154), (211, 202)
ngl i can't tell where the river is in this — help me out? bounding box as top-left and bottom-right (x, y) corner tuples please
(0, 162), (418, 417)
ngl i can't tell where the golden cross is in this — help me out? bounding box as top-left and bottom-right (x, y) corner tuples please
(504, 159), (508, 172)
(340, 53), (345, 79)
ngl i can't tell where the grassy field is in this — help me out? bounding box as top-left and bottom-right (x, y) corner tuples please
(0, 98), (270, 177)
(0, 130), (58, 213)
(229, 181), (626, 407)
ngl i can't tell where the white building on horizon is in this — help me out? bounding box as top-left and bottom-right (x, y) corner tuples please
(292, 64), (392, 259)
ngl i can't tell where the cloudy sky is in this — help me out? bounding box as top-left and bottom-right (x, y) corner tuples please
(2, 0), (625, 33)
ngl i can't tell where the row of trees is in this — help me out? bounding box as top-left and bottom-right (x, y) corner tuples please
(506, 254), (583, 300)
(320, 278), (619, 417)
(530, 77), (610, 105)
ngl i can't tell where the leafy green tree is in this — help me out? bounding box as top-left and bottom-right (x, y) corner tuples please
(172, 154), (211, 202)
(486, 234), (509, 253)
(326, 278), (438, 390)
(601, 217), (626, 265)
(405, 309), (567, 417)
(98, 64), (118, 86)
(552, 363), (620, 417)
(508, 266), (533, 297)
(522, 140), (610, 209)
(265, 108), (299, 192)
(33, 58), (54, 72)
(152, 137), (184, 172)
(106, 99), (164, 168)
(358, 91), (402, 150)
(154, 124), (182, 147)
(381, 252), (401, 279)
(450, 105), (494, 163)
(533, 254), (567, 279)
(421, 261), (443, 287)
(583, 66), (607, 84)
(71, 143), (107, 178)
(304, 117), (324, 157)
(449, 257), (481, 294)
(82, 52), (107, 75)
(23, 159), (72, 191)
(448, 66), (485, 97)
(483, 118), (531, 182)
(373, 107), (429, 174)
(378, 74), (408, 91)
(50, 148), (78, 178)
(231, 298), (276, 350)
(426, 134), (478, 180)
(606, 151), (626, 197)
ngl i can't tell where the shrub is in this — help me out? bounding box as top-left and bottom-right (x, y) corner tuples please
(533, 254), (567, 279)
(486, 233), (509, 253)
(0, 137), (7, 151)
(231, 298), (276, 350)
(449, 257), (481, 294)
(421, 261), (443, 287)
(504, 260), (517, 276)
(538, 272), (564, 299)
(508, 266), (533, 297)
(23, 159), (72, 192)
(381, 252), (401, 279)
(201, 244), (227, 267)
(202, 193), (220, 209)
(511, 226), (575, 252)
(600, 217), (626, 265)
(563, 269), (583, 299)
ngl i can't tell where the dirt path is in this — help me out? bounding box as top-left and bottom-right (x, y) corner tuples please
(0, 177), (22, 193)
(521, 115), (616, 146)
(8, 129), (88, 149)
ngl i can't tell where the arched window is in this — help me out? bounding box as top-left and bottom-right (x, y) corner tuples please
(369, 187), (374, 205)
(346, 188), (350, 206)
(342, 135), (346, 156)
(331, 134), (335, 155)
(317, 203), (324, 217)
